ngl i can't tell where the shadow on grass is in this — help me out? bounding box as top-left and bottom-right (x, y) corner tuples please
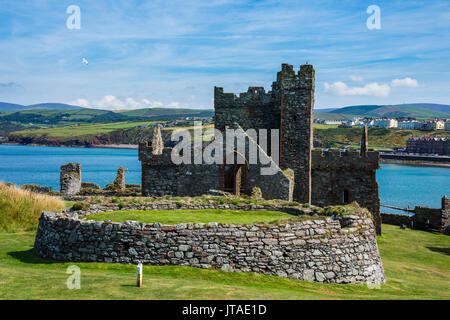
(426, 247), (450, 256)
(7, 249), (60, 264)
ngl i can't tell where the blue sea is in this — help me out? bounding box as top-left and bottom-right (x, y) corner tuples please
(1, 144), (449, 213)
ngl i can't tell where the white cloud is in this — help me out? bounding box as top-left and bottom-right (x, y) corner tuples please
(69, 98), (89, 107)
(349, 75), (364, 82)
(68, 96), (181, 110)
(96, 95), (126, 109)
(142, 99), (164, 107)
(324, 81), (390, 97)
(167, 101), (180, 108)
(391, 77), (419, 88)
(124, 97), (141, 108)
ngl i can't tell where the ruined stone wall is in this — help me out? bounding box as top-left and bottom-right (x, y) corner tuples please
(34, 211), (385, 284)
(214, 86), (279, 133)
(381, 213), (413, 226)
(311, 149), (381, 234)
(414, 206), (448, 233)
(139, 128), (293, 201)
(139, 142), (221, 197)
(176, 164), (220, 197)
(60, 163), (81, 195)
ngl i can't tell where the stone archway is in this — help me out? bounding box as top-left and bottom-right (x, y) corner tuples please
(222, 152), (249, 196)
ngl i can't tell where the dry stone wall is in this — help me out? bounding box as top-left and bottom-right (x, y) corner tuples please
(34, 211), (385, 284)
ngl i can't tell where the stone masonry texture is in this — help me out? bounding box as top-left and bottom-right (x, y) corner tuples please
(34, 211), (385, 284)
(60, 163), (81, 195)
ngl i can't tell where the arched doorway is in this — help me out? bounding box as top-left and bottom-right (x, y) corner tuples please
(223, 152), (249, 196)
(223, 164), (249, 196)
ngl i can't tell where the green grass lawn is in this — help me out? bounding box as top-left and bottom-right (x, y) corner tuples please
(87, 209), (294, 225)
(0, 224), (449, 299)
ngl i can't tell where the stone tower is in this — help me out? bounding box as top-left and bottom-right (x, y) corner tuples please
(278, 64), (315, 203)
(361, 125), (368, 157)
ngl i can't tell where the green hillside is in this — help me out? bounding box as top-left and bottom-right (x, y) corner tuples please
(0, 108), (127, 124)
(118, 108), (214, 120)
(0, 107), (214, 125)
(321, 104), (450, 120)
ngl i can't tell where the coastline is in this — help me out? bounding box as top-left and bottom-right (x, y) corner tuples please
(91, 144), (138, 149)
(2, 143), (450, 167)
(380, 158), (450, 168)
(0, 142), (138, 150)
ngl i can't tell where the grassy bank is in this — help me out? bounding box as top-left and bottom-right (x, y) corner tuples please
(0, 184), (65, 232)
(87, 209), (298, 225)
(0, 224), (448, 299)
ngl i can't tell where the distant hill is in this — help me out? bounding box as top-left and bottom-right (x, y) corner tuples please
(314, 107), (339, 113)
(394, 103), (450, 114)
(0, 105), (214, 124)
(0, 108), (127, 124)
(26, 103), (84, 110)
(0, 102), (84, 112)
(0, 102), (28, 112)
(315, 103), (450, 120)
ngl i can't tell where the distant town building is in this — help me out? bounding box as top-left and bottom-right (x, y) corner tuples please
(445, 121), (450, 131)
(419, 121), (437, 131)
(344, 117), (364, 127)
(398, 120), (421, 130)
(406, 136), (450, 155)
(370, 119), (398, 128)
(317, 120), (344, 125)
(435, 120), (445, 130)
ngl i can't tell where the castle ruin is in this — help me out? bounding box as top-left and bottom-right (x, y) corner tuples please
(139, 63), (381, 234)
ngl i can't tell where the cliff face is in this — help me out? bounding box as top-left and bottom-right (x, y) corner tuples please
(7, 128), (174, 147)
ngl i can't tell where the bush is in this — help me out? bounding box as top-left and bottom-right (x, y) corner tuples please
(288, 201), (300, 207)
(111, 198), (120, 204)
(118, 202), (125, 210)
(0, 183), (65, 232)
(72, 203), (83, 211)
(176, 202), (183, 208)
(231, 199), (241, 205)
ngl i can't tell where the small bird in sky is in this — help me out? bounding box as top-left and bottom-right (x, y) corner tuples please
(82, 57), (89, 65)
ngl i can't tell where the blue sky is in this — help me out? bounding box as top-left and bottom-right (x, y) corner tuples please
(0, 0), (449, 110)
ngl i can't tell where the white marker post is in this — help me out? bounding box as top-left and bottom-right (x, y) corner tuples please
(136, 262), (143, 288)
